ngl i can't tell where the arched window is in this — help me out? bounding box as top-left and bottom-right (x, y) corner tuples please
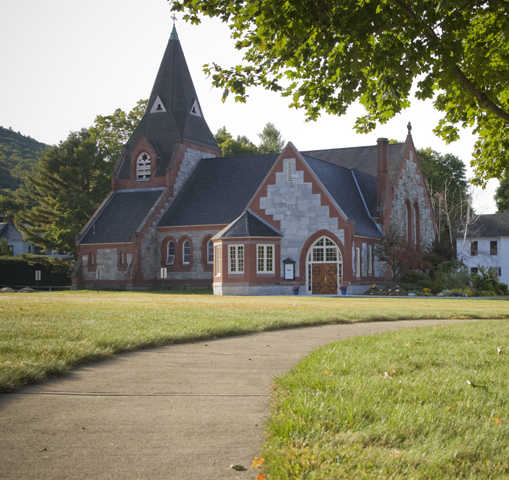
(136, 152), (151, 180)
(403, 202), (409, 241)
(182, 240), (191, 265)
(166, 241), (175, 265)
(207, 239), (214, 264)
(413, 203), (419, 246)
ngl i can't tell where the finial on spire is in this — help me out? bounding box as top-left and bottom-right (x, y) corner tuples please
(170, 13), (179, 41)
(407, 122), (412, 136)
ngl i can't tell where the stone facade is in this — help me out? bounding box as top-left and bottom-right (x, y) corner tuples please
(259, 159), (345, 278)
(390, 152), (434, 247)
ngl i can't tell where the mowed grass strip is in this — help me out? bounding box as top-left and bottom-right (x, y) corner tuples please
(0, 291), (508, 393)
(261, 320), (509, 479)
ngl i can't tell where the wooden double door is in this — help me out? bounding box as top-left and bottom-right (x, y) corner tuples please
(312, 263), (339, 295)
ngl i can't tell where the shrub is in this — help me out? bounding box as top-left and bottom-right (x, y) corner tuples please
(436, 260), (470, 290)
(399, 271), (433, 291)
(498, 283), (508, 295)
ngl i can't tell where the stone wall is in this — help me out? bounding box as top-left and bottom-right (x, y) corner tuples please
(141, 148), (216, 281)
(82, 249), (133, 282)
(390, 153), (435, 246)
(156, 229), (218, 281)
(259, 159), (345, 277)
(214, 283), (373, 296)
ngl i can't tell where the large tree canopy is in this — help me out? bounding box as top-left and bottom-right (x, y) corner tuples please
(172, 0), (509, 184)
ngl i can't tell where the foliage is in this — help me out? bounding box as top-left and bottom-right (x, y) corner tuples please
(0, 237), (13, 256)
(14, 100), (146, 258)
(261, 321), (509, 478)
(89, 99), (147, 163)
(433, 260), (471, 292)
(417, 148), (470, 248)
(495, 171), (509, 213)
(215, 122), (285, 156)
(0, 126), (47, 191)
(374, 227), (429, 282)
(215, 127), (259, 156)
(0, 256), (70, 288)
(257, 122), (285, 154)
(173, 0), (509, 184)
(1, 292), (508, 392)
(17, 129), (112, 258)
(470, 265), (500, 294)
(398, 270), (433, 291)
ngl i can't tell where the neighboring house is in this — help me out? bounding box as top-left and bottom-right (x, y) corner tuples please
(0, 216), (40, 256)
(0, 215), (67, 258)
(72, 25), (436, 295)
(456, 211), (509, 285)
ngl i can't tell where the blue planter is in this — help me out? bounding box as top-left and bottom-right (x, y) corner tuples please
(341, 290), (347, 295)
(293, 290), (299, 295)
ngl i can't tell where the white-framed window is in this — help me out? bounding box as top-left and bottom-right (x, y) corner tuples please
(215, 245), (222, 276)
(367, 244), (373, 275)
(229, 245), (244, 274)
(355, 246), (361, 277)
(166, 241), (175, 265)
(182, 240), (191, 264)
(136, 152), (151, 180)
(490, 241), (498, 255)
(257, 245), (274, 273)
(207, 239), (214, 264)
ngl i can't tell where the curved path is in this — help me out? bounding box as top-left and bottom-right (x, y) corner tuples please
(1, 319), (473, 479)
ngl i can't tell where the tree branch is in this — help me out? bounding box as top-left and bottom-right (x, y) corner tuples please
(391, 0), (509, 124)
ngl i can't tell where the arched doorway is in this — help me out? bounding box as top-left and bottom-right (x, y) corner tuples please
(306, 236), (342, 295)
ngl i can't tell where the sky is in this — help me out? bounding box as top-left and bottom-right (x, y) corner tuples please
(0, 0), (499, 213)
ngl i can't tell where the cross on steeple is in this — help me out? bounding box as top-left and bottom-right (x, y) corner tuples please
(171, 13), (177, 25)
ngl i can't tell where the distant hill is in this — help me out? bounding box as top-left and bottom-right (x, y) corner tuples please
(0, 126), (48, 191)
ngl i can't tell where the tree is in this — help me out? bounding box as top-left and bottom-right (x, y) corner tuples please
(257, 122), (285, 153)
(89, 99), (148, 163)
(417, 148), (470, 249)
(214, 127), (259, 156)
(17, 129), (111, 258)
(215, 123), (285, 156)
(0, 237), (13, 256)
(173, 0), (509, 184)
(494, 172), (509, 212)
(375, 227), (429, 283)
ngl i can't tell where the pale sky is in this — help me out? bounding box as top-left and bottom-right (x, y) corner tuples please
(0, 0), (499, 213)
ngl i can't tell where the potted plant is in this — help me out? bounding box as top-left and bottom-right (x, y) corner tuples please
(340, 283), (348, 295)
(292, 285), (300, 295)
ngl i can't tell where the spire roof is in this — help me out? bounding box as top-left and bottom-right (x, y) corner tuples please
(116, 25), (218, 179)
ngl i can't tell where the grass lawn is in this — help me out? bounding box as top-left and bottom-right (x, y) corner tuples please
(260, 319), (509, 479)
(0, 290), (508, 393)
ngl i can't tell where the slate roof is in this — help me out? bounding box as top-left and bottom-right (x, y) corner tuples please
(115, 25), (218, 180)
(455, 211), (509, 238)
(80, 189), (164, 244)
(215, 211), (282, 239)
(0, 222), (23, 242)
(158, 154), (279, 227)
(303, 142), (405, 214)
(303, 155), (381, 239)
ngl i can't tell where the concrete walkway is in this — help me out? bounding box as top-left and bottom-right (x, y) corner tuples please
(0, 319), (473, 479)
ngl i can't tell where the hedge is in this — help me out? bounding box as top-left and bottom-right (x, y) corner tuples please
(0, 256), (71, 288)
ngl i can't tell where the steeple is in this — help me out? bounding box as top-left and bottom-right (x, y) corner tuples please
(116, 24), (219, 180)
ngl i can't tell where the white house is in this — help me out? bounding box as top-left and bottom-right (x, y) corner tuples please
(456, 211), (509, 285)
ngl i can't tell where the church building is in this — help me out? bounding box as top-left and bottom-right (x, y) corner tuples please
(72, 25), (436, 295)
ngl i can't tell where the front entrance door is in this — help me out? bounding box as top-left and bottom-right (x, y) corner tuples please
(312, 263), (338, 295)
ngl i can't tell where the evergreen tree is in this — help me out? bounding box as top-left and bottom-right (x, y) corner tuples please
(495, 173), (509, 213)
(18, 129), (111, 258)
(257, 122), (285, 153)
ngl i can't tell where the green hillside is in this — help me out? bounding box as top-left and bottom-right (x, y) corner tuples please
(0, 126), (48, 191)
